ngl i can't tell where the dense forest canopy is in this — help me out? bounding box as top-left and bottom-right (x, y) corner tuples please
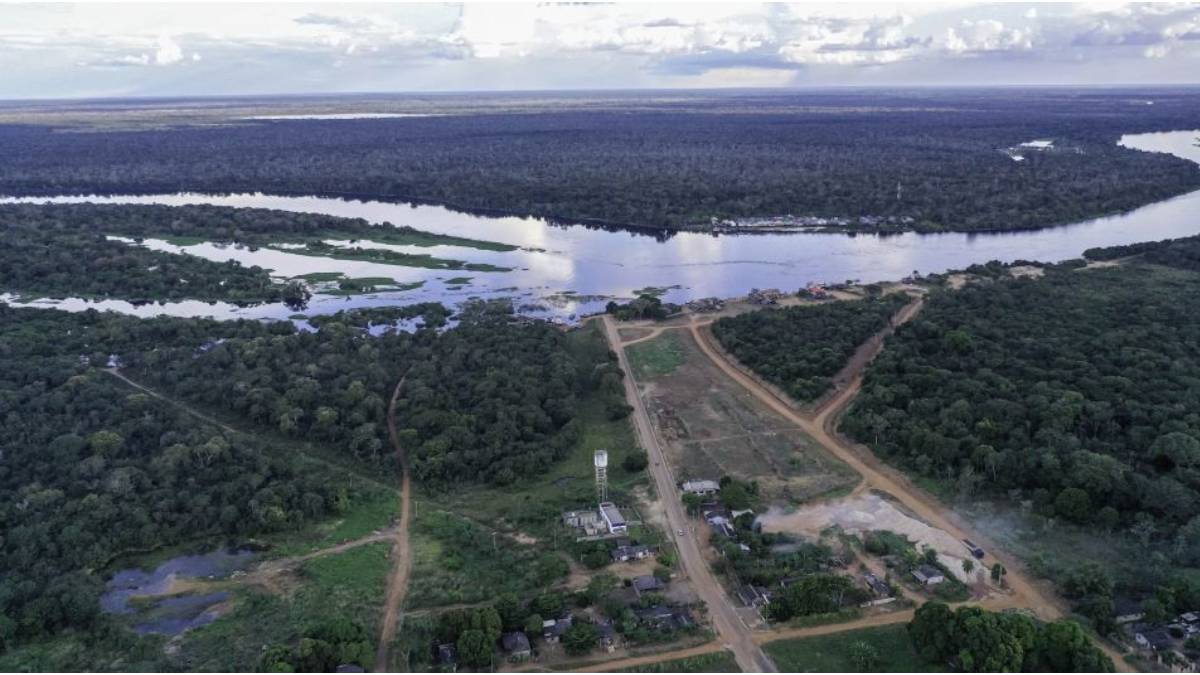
(842, 264), (1200, 540)
(0, 306), (341, 650)
(712, 294), (909, 401)
(1, 89), (1198, 233)
(127, 301), (627, 486)
(0, 299), (625, 657)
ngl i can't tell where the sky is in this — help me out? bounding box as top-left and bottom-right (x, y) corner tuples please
(1, 2), (1199, 99)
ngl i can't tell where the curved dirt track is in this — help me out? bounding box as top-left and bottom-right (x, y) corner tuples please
(375, 374), (414, 672)
(687, 304), (1061, 619)
(686, 301), (1133, 672)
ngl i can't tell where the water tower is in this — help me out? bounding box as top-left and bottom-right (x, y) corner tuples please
(594, 450), (608, 502)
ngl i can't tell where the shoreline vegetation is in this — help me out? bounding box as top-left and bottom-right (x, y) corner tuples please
(0, 202), (517, 306)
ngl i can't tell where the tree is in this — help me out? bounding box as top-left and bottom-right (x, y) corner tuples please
(990, 563), (1007, 586)
(1035, 620), (1114, 672)
(848, 640), (880, 671)
(622, 451), (648, 472)
(456, 629), (493, 670)
(1055, 487), (1092, 523)
(909, 602), (956, 663)
(962, 559), (975, 576)
(563, 622), (599, 656)
(524, 614), (544, 640)
(585, 573), (619, 605)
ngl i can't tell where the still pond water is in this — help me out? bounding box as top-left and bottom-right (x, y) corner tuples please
(3, 130), (1198, 323)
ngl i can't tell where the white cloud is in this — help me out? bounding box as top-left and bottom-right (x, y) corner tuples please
(945, 19), (1034, 54)
(154, 35), (184, 66)
(1, 2), (1199, 96)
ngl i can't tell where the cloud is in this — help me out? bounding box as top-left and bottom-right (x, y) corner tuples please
(154, 35), (183, 65)
(4, 3), (1200, 97)
(945, 19), (1034, 54)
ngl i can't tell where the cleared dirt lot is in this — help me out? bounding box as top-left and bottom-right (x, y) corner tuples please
(631, 329), (858, 503)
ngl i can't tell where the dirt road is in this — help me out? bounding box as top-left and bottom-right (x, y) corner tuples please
(571, 642), (726, 672)
(375, 374), (415, 672)
(686, 303), (1134, 672)
(601, 316), (778, 674)
(686, 302), (1062, 620)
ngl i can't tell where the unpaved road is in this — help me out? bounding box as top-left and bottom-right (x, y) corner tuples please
(686, 300), (1133, 672)
(375, 374), (414, 672)
(601, 316), (777, 674)
(687, 300), (1063, 620)
(571, 642), (726, 672)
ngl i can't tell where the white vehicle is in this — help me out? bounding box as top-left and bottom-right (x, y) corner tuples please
(676, 529), (686, 537)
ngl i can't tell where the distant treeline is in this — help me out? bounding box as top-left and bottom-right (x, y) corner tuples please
(1084, 233), (1200, 271)
(2, 89), (1199, 233)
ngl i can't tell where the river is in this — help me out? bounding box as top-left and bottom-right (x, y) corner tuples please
(2, 130), (1198, 323)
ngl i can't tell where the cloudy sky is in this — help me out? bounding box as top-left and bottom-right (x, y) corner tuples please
(2, 2), (1199, 99)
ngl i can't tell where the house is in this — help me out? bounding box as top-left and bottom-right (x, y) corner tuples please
(670, 609), (695, 630)
(736, 584), (769, 608)
(599, 502), (627, 534)
(543, 616), (573, 644)
(913, 565), (946, 586)
(596, 622), (618, 652)
(501, 632), (532, 660)
(563, 509), (606, 537)
(632, 575), (666, 597)
(633, 605), (676, 630)
(1115, 598), (1145, 625)
(435, 643), (458, 671)
(1138, 628), (1175, 652)
(682, 479), (720, 495)
(611, 544), (651, 563)
(748, 288), (783, 305)
(708, 520), (736, 539)
(861, 573), (896, 606)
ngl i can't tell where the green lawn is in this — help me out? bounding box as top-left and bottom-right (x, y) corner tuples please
(628, 331), (687, 379)
(618, 651), (740, 672)
(265, 488), (398, 558)
(764, 624), (942, 673)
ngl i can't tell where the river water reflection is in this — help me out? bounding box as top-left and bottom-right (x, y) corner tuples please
(3, 130), (1198, 322)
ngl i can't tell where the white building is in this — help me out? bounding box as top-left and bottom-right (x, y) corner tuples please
(599, 502), (627, 534)
(681, 479), (720, 495)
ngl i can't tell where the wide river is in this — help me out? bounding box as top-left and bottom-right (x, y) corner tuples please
(3, 130), (1199, 323)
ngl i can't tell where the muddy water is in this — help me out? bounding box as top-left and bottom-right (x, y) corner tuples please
(2, 130), (1197, 322)
(101, 548), (255, 636)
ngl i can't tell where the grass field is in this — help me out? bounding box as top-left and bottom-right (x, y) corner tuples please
(406, 509), (568, 609)
(634, 329), (857, 503)
(628, 331), (687, 378)
(618, 651), (740, 672)
(763, 624), (942, 673)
